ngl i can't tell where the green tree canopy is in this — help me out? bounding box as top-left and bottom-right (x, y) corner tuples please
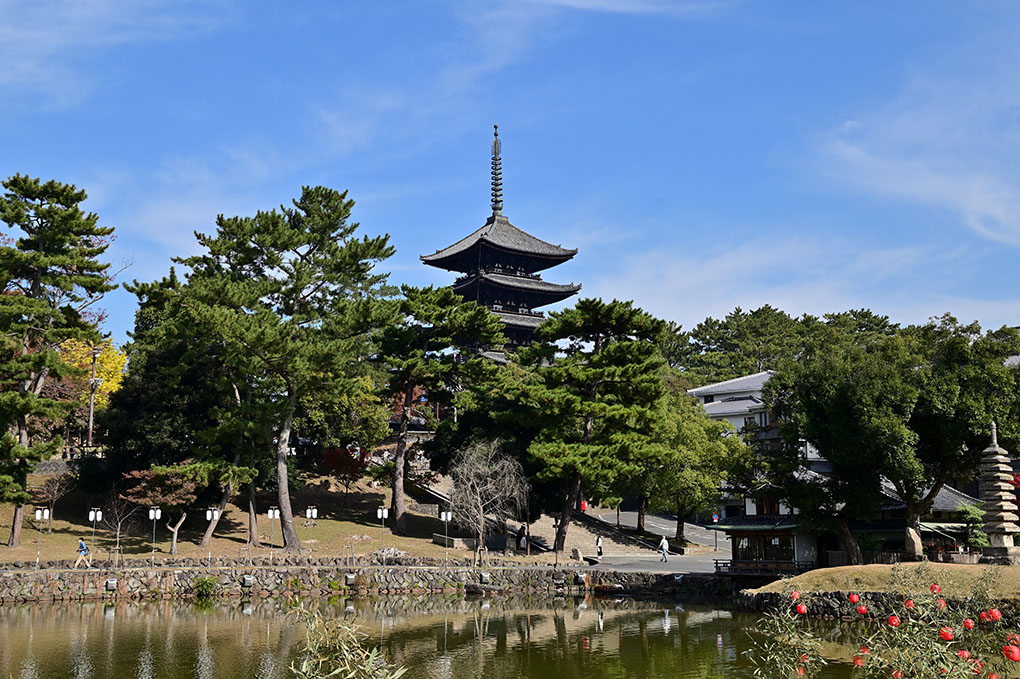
(0, 174), (115, 546)
(376, 285), (505, 534)
(517, 298), (667, 551)
(177, 186), (395, 552)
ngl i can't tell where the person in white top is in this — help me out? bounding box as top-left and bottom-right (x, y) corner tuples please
(596, 535), (603, 558)
(658, 535), (669, 562)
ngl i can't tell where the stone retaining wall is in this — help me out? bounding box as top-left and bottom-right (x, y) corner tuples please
(0, 562), (731, 603)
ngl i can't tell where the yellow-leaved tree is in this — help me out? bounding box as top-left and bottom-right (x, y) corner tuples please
(56, 338), (127, 417)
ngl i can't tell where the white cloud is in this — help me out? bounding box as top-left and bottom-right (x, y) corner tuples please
(0, 0), (234, 105)
(587, 235), (1019, 330)
(819, 30), (1020, 247)
(525, 0), (730, 15)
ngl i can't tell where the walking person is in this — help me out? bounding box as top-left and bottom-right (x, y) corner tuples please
(74, 537), (91, 569)
(596, 535), (603, 558)
(658, 535), (669, 562)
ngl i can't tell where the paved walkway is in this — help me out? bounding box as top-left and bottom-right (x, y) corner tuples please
(596, 510), (731, 552)
(590, 551), (720, 574)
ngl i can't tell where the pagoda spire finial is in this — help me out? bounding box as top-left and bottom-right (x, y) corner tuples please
(992, 421), (999, 447)
(490, 124), (503, 216)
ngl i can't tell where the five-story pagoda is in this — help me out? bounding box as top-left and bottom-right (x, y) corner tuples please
(421, 126), (580, 346)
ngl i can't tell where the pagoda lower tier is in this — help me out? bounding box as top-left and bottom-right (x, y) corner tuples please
(452, 270), (581, 309)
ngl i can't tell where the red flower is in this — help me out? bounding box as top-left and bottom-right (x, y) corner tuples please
(937, 598), (947, 610)
(796, 603), (807, 615)
(859, 646), (870, 655)
(980, 611), (989, 622)
(799, 653), (809, 663)
(790, 591), (801, 600)
(892, 672), (903, 679)
(888, 615), (901, 628)
(940, 627), (955, 641)
(904, 599), (915, 610)
(1003, 645), (1020, 662)
(989, 673), (999, 679)
(989, 608), (1002, 622)
(1007, 633), (1020, 645)
(857, 605), (868, 615)
(931, 583), (941, 594)
(958, 650), (971, 659)
(963, 618), (975, 630)
(853, 656), (864, 667)
(849, 593), (860, 603)
(796, 667), (805, 677)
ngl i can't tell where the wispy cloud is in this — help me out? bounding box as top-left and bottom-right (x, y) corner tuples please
(587, 235), (1015, 329)
(0, 0), (234, 105)
(819, 28), (1020, 246)
(525, 0), (731, 15)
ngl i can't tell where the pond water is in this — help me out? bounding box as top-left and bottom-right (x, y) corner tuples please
(0, 595), (855, 678)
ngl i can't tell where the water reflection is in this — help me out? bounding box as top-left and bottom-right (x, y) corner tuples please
(0, 595), (855, 679)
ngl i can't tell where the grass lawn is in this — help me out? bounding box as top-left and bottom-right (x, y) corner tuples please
(0, 474), (559, 567)
(753, 562), (1020, 599)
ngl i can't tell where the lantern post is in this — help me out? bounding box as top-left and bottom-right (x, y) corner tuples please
(88, 507), (103, 555)
(33, 507), (49, 571)
(376, 507), (389, 565)
(205, 508), (220, 566)
(268, 506), (280, 566)
(304, 506), (318, 563)
(148, 506), (162, 566)
(440, 510), (452, 567)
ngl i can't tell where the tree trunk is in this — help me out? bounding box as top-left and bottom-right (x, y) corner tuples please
(674, 503), (687, 542)
(834, 517), (863, 565)
(199, 488), (231, 548)
(247, 482), (261, 547)
(7, 505), (24, 548)
(391, 389), (413, 536)
(904, 509), (924, 561)
(275, 391), (301, 553)
(554, 473), (582, 552)
(47, 506), (54, 533)
(636, 494), (648, 532)
(168, 512), (186, 555)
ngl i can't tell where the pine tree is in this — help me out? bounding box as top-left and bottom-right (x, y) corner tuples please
(377, 285), (505, 534)
(518, 298), (667, 552)
(178, 186), (395, 552)
(0, 175), (115, 547)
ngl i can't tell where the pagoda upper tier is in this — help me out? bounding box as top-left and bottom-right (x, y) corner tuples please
(421, 213), (577, 274)
(421, 125), (579, 346)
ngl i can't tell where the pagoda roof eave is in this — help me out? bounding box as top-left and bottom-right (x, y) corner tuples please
(492, 310), (546, 329)
(420, 214), (577, 269)
(454, 271), (581, 296)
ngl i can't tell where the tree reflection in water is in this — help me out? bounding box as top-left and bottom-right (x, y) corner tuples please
(0, 595), (858, 678)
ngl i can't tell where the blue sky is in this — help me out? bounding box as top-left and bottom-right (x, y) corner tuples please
(4, 0), (1020, 343)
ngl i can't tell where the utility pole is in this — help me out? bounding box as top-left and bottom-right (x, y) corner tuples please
(86, 345), (102, 451)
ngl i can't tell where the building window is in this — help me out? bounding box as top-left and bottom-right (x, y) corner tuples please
(735, 535), (794, 562)
(735, 537), (763, 561)
(758, 498), (779, 515)
(764, 536), (794, 561)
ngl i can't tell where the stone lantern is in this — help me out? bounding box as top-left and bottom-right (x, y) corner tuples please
(979, 423), (1020, 564)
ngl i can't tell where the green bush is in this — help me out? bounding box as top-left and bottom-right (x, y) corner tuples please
(192, 576), (218, 599)
(291, 607), (405, 679)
